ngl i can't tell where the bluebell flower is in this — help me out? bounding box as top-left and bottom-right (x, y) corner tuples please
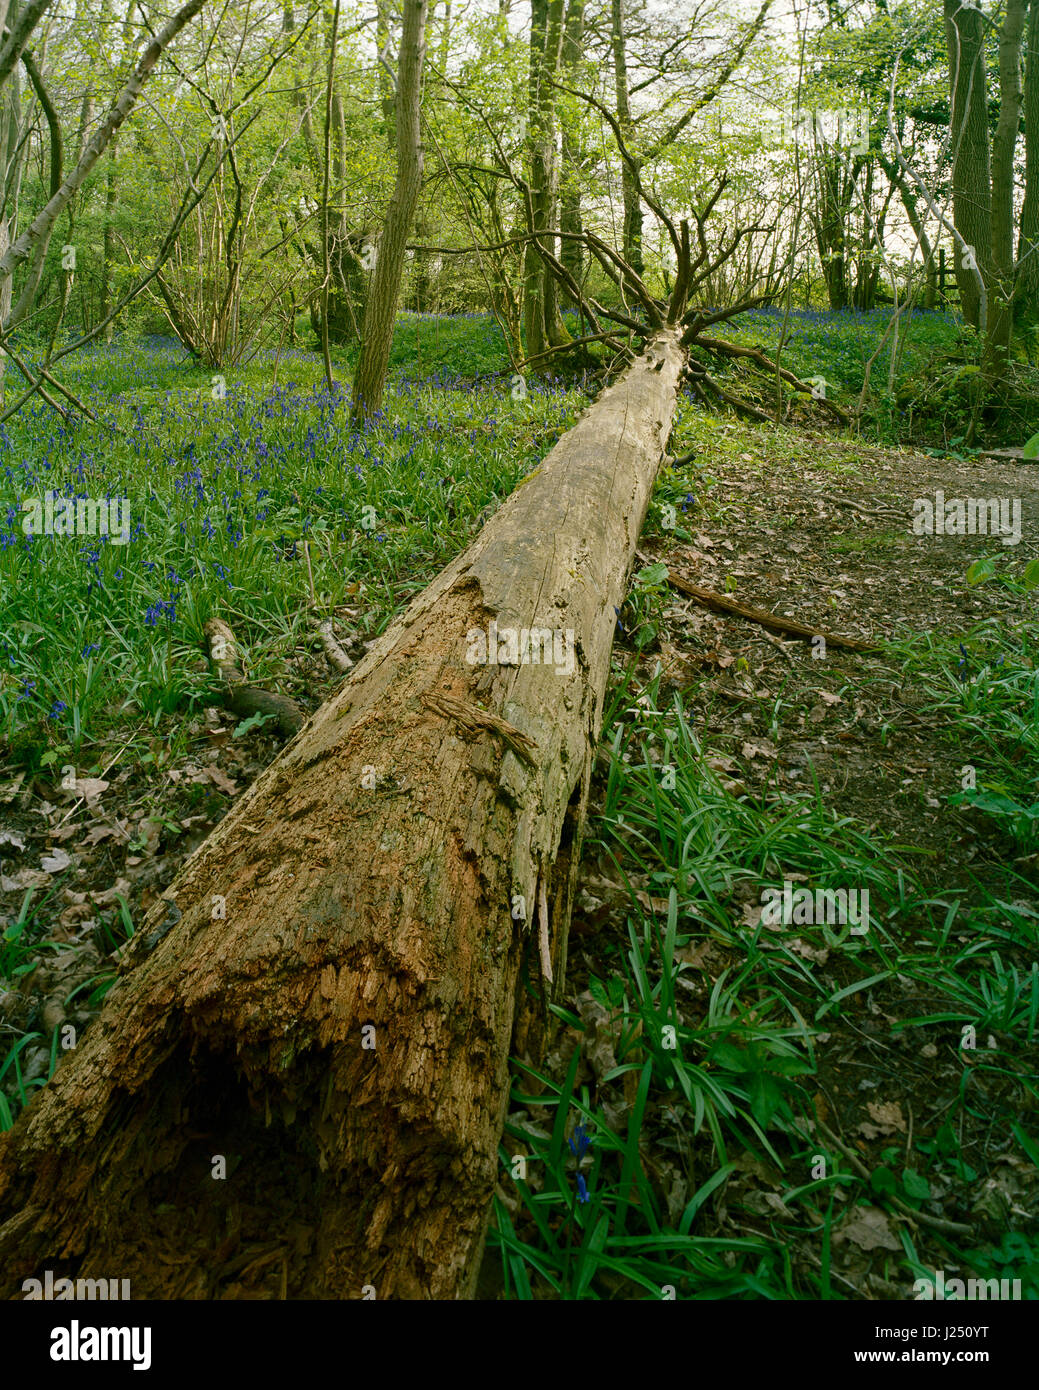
(145, 599), (176, 628)
(568, 1124), (592, 1159)
(575, 1173), (590, 1204)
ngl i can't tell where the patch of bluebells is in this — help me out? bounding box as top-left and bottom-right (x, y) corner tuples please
(1, 324), (585, 746)
(145, 598), (176, 628)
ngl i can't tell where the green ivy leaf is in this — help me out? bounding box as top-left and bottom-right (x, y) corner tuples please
(902, 1168), (931, 1201)
(232, 711), (277, 738)
(966, 557), (998, 586)
(634, 562), (669, 589)
(749, 1071), (784, 1128)
(870, 1165), (898, 1196)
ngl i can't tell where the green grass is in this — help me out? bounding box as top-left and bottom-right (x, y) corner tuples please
(3, 317), (1038, 1296)
(489, 654), (1039, 1299)
(0, 331), (582, 768)
(885, 618), (1039, 854)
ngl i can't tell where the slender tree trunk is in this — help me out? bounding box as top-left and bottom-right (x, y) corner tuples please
(376, 0), (397, 154)
(100, 142), (119, 339)
(986, 0), (1027, 376)
(0, 331), (687, 1301)
(522, 0), (568, 358)
(1018, 0), (1039, 324)
(812, 150), (865, 312)
(611, 0), (642, 277)
(0, 34), (21, 402)
(0, 220), (9, 404)
(901, 175), (937, 309)
(351, 0), (428, 421)
(558, 0), (584, 303)
(320, 0), (342, 388)
(944, 0), (993, 331)
(410, 1), (441, 314)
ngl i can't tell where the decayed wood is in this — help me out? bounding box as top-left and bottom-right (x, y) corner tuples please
(0, 330), (687, 1302)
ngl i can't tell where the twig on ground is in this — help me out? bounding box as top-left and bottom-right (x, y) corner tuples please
(638, 549), (880, 652)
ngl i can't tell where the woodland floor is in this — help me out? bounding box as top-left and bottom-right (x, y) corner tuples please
(526, 425), (1039, 1299)
(2, 391), (1038, 1299)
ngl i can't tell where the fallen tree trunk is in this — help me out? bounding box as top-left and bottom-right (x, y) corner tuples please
(0, 329), (687, 1301)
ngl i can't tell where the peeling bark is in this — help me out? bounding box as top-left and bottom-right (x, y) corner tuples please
(0, 330), (686, 1301)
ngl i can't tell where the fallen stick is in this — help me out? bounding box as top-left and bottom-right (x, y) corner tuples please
(760, 628), (798, 663)
(205, 617), (305, 736)
(312, 617), (354, 675)
(640, 551), (880, 652)
(810, 1118), (974, 1237)
(816, 493), (903, 520)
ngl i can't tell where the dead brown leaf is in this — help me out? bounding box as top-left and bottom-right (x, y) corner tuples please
(865, 1100), (905, 1135)
(835, 1206), (901, 1252)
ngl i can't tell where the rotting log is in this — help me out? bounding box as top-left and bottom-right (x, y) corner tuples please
(0, 329), (687, 1301)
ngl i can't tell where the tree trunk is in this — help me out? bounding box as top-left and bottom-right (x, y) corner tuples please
(1017, 0), (1039, 325)
(812, 151), (857, 312)
(522, 0), (569, 359)
(944, 0), (993, 331)
(0, 39), (21, 403)
(100, 142), (119, 339)
(557, 0), (584, 302)
(611, 0), (642, 277)
(986, 0), (1027, 377)
(0, 331), (687, 1301)
(892, 164), (937, 310)
(351, 0), (428, 421)
(376, 0), (398, 154)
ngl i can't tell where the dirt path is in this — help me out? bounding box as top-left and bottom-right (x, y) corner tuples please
(643, 430), (1039, 850)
